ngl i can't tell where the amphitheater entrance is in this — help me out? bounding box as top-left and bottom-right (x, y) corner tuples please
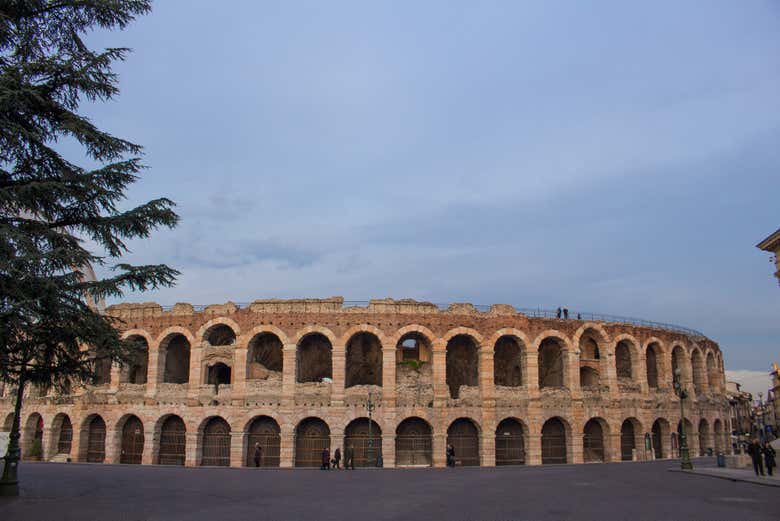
(120, 415), (144, 464)
(162, 333), (191, 384)
(344, 418), (382, 467)
(698, 419), (710, 456)
(495, 418), (525, 466)
(85, 415), (106, 463)
(714, 419), (725, 454)
(55, 414), (73, 455)
(583, 419), (605, 462)
(494, 336), (523, 387)
(23, 413), (44, 461)
(538, 338), (565, 389)
(578, 330), (602, 388)
(247, 333), (283, 379)
(395, 417), (432, 467)
(620, 420), (636, 461)
(651, 419), (666, 459)
(295, 417), (330, 467)
(123, 335), (149, 384)
(446, 335), (478, 399)
(345, 332), (383, 387)
(158, 415), (186, 465)
(246, 416), (281, 467)
(447, 418), (480, 466)
(541, 418), (567, 464)
(201, 417), (231, 467)
(691, 350), (706, 395)
(297, 334), (332, 383)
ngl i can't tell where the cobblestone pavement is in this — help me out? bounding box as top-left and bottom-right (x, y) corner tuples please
(1, 459), (779, 521)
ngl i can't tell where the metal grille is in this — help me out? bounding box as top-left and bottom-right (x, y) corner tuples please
(86, 419), (106, 463)
(542, 435), (567, 464)
(343, 435), (382, 467)
(395, 435), (432, 467)
(620, 426), (635, 461)
(120, 417), (144, 464)
(495, 435), (525, 465)
(158, 429), (186, 465)
(201, 426), (231, 467)
(57, 421), (73, 455)
(246, 434), (281, 467)
(583, 434), (604, 462)
(294, 436), (330, 467)
(651, 427), (663, 459)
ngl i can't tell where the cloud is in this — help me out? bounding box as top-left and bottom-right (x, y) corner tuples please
(726, 370), (774, 400)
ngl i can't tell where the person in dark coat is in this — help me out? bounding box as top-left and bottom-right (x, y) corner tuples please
(333, 447), (341, 469)
(321, 447), (330, 470)
(446, 443), (455, 467)
(563, 307), (569, 319)
(253, 443), (262, 468)
(345, 445), (355, 470)
(763, 441), (776, 477)
(747, 438), (764, 476)
(556, 307), (561, 319)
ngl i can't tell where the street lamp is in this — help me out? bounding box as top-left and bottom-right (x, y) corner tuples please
(758, 392), (765, 442)
(673, 368), (693, 470)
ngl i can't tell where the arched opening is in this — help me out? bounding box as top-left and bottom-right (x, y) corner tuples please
(578, 330), (602, 388)
(206, 362), (232, 386)
(162, 334), (191, 384)
(86, 415), (106, 463)
(713, 419), (724, 454)
(345, 332), (383, 388)
(446, 335), (479, 399)
(579, 367), (599, 388)
(204, 324), (236, 346)
(615, 340), (634, 380)
(698, 419), (710, 456)
(541, 417), (567, 464)
(395, 417), (432, 467)
(494, 336), (523, 387)
(294, 417), (330, 467)
(246, 333), (283, 379)
(691, 350), (706, 394)
(539, 337), (565, 389)
(245, 416), (281, 467)
(344, 418), (382, 467)
(200, 417), (231, 466)
(495, 418), (525, 466)
(158, 415), (186, 465)
(651, 419), (667, 459)
(55, 414), (73, 455)
(671, 346), (687, 387)
(24, 413), (44, 461)
(397, 332), (432, 362)
(646, 343), (660, 389)
(583, 419), (605, 462)
(296, 333), (332, 383)
(123, 335), (148, 384)
(120, 415), (144, 464)
(706, 352), (719, 392)
(92, 348), (112, 386)
(2, 413), (14, 432)
(395, 332), (433, 406)
(620, 419), (635, 461)
(447, 418), (480, 466)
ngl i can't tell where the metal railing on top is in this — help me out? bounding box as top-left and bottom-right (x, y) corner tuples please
(156, 300), (706, 339)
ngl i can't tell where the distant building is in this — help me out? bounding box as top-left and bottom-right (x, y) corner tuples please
(726, 381), (752, 447)
(756, 228), (780, 287)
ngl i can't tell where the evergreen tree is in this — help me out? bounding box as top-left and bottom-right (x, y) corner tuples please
(0, 1), (178, 495)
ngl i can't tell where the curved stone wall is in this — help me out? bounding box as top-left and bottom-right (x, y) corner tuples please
(0, 297), (732, 468)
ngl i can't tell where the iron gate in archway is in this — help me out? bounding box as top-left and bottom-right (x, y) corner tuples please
(120, 416), (144, 464)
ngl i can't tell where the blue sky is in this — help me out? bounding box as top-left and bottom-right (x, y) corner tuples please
(75, 1), (779, 388)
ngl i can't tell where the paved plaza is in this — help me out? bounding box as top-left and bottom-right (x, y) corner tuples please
(1, 459), (779, 521)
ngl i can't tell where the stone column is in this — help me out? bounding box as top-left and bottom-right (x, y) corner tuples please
(605, 345), (619, 400)
(566, 348), (581, 399)
(109, 363), (122, 393)
(526, 347), (540, 399)
(570, 427), (583, 464)
(232, 342), (248, 405)
(185, 431), (199, 466)
(526, 427), (542, 465)
(104, 428), (120, 464)
(230, 430), (244, 467)
(382, 344), (397, 407)
(637, 351), (649, 395)
(481, 428), (496, 467)
(142, 427), (155, 465)
(187, 342), (203, 398)
(281, 344), (296, 406)
(145, 340), (162, 397)
(432, 432), (447, 467)
(479, 348), (495, 408)
(279, 424), (295, 468)
(432, 341), (448, 406)
(382, 430), (395, 468)
(42, 426), (55, 461)
(331, 344), (346, 406)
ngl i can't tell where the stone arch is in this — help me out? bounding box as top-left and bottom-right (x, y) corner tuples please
(613, 334), (639, 381)
(345, 331), (383, 388)
(494, 335), (524, 387)
(156, 414), (186, 465)
(81, 414), (106, 463)
(245, 415), (281, 467)
(698, 418), (710, 456)
(537, 333), (569, 389)
(583, 417), (609, 462)
(294, 417), (330, 468)
(159, 332), (191, 384)
(292, 325), (338, 347)
(117, 414), (144, 464)
(620, 417), (642, 461)
(446, 334), (480, 399)
(644, 339), (664, 389)
(395, 417), (433, 467)
(495, 417), (527, 466)
(296, 332), (333, 383)
(671, 343), (688, 387)
(571, 323), (611, 349)
(91, 347), (112, 386)
(2, 412), (14, 432)
(200, 416), (231, 466)
(651, 418), (670, 459)
(577, 327), (604, 389)
(196, 317), (241, 344)
(447, 417), (481, 466)
(713, 418), (725, 453)
(395, 328), (433, 363)
(205, 361), (232, 386)
(243, 325), (290, 346)
(344, 417), (382, 467)
(121, 334), (149, 384)
(246, 332), (283, 379)
(23, 412), (44, 460)
(690, 348), (706, 394)
(580, 367), (600, 388)
(51, 413), (73, 457)
(706, 351), (719, 392)
(441, 327), (484, 346)
(541, 416), (569, 464)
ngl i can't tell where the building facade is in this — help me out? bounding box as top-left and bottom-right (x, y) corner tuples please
(757, 228), (780, 287)
(0, 298), (732, 468)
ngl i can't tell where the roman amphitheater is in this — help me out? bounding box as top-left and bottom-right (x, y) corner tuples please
(0, 297), (733, 469)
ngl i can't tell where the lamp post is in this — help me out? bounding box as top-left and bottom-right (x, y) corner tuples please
(758, 392), (765, 442)
(673, 368), (693, 470)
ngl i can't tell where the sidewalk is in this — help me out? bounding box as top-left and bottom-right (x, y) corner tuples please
(670, 466), (780, 488)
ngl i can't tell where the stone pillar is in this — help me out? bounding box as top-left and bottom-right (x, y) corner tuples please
(526, 346), (540, 399)
(566, 348), (581, 399)
(636, 351), (649, 394)
(605, 345), (619, 400)
(432, 433), (446, 467)
(230, 430), (244, 467)
(42, 426), (55, 461)
(330, 430), (342, 464)
(382, 344), (397, 407)
(145, 340), (162, 397)
(279, 425), (295, 468)
(109, 363), (122, 393)
(481, 429), (496, 467)
(331, 344), (346, 406)
(571, 427), (583, 464)
(526, 428), (542, 465)
(185, 431), (199, 466)
(142, 427), (155, 465)
(382, 431), (395, 468)
(232, 342), (248, 405)
(187, 342), (203, 398)
(105, 428), (120, 464)
(281, 344), (296, 406)
(480, 348), (495, 408)
(432, 341), (448, 406)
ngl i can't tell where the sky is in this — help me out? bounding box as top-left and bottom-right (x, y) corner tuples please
(70, 1), (779, 391)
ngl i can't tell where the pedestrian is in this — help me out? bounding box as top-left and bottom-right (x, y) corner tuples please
(577, 313), (581, 320)
(253, 442), (262, 468)
(446, 443), (455, 467)
(345, 445), (355, 470)
(556, 307), (561, 319)
(563, 307), (569, 319)
(333, 447), (341, 469)
(764, 441), (776, 477)
(321, 446), (331, 470)
(747, 438), (764, 476)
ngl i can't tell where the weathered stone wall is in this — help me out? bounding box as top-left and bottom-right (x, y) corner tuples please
(0, 297), (732, 468)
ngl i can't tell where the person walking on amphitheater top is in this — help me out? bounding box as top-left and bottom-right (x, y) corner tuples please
(563, 306), (569, 319)
(556, 307), (562, 319)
